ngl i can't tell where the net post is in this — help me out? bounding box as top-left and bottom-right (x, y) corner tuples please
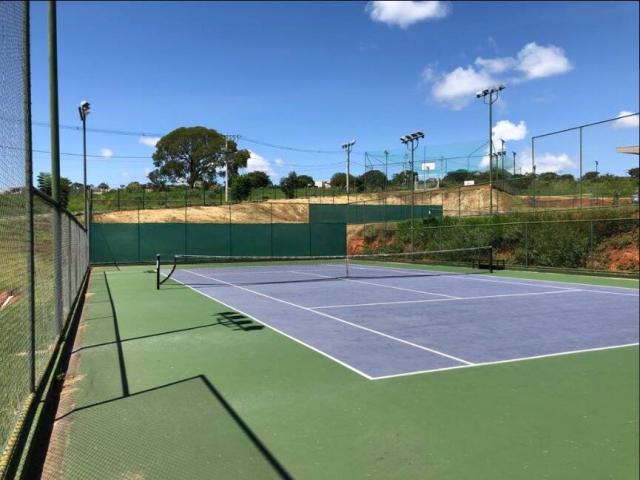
(156, 254), (160, 289)
(489, 246), (494, 273)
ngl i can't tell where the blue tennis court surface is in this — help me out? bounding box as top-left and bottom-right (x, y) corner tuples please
(163, 263), (639, 380)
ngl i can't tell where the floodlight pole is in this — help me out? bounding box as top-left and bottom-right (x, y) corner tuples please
(342, 140), (356, 198)
(512, 151), (516, 176)
(223, 134), (240, 203)
(401, 132), (424, 253)
(384, 150), (389, 191)
(78, 101), (90, 230)
(476, 84), (505, 215)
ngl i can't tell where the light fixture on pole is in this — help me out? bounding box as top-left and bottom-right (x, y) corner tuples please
(342, 140), (356, 195)
(400, 131), (425, 252)
(476, 84), (505, 215)
(78, 100), (90, 227)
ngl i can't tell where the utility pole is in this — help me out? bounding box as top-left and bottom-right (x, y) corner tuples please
(512, 151), (516, 176)
(342, 140), (356, 196)
(401, 131), (425, 253)
(476, 84), (505, 215)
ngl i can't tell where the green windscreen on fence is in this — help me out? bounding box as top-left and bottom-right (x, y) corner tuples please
(309, 204), (443, 224)
(90, 223), (347, 263)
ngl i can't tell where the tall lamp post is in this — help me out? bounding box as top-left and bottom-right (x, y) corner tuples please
(78, 101), (90, 226)
(342, 140), (356, 197)
(476, 84), (505, 215)
(401, 131), (424, 252)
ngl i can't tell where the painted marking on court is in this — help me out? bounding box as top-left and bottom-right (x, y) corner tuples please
(338, 264), (639, 296)
(288, 270), (460, 299)
(370, 343), (640, 380)
(161, 272), (375, 380)
(309, 288), (583, 309)
(184, 269), (473, 365)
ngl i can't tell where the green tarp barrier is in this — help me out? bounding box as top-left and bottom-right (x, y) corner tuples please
(309, 204), (443, 223)
(90, 223), (346, 264)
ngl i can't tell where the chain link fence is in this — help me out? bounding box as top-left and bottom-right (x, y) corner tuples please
(0, 3), (89, 476)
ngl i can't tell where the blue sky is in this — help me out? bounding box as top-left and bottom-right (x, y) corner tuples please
(28, 1), (639, 186)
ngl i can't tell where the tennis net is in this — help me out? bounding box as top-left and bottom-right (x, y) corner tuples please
(156, 246), (494, 289)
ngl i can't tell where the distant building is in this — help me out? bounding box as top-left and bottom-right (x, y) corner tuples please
(315, 180), (331, 188)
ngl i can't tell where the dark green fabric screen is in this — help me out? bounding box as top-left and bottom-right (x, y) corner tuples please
(90, 223), (346, 263)
(309, 204), (443, 223)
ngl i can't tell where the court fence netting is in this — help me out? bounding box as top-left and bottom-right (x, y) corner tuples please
(0, 3), (90, 478)
(155, 246), (496, 289)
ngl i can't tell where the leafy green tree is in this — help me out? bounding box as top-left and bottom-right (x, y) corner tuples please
(97, 182), (110, 190)
(37, 172), (71, 208)
(582, 171), (599, 181)
(229, 174), (254, 202)
(391, 170), (418, 187)
(245, 171), (272, 188)
(329, 172), (357, 188)
(296, 174), (315, 188)
(147, 169), (170, 189)
(125, 181), (142, 192)
(441, 169), (471, 186)
(280, 171), (300, 198)
(627, 167), (639, 178)
(359, 170), (386, 191)
(152, 126), (250, 188)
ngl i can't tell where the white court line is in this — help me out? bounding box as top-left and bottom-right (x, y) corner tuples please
(288, 270), (460, 299)
(339, 264), (639, 296)
(310, 288), (583, 309)
(161, 271), (374, 380)
(371, 342), (640, 380)
(183, 269), (473, 366)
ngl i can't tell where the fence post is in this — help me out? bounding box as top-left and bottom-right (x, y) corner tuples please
(524, 221), (529, 267)
(24, 0), (36, 392)
(142, 188), (145, 209)
(117, 188), (121, 210)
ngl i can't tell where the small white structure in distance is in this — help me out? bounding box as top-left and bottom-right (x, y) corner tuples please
(464, 180), (475, 186)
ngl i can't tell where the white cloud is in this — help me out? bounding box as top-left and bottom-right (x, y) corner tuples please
(274, 158), (285, 167)
(423, 42), (572, 109)
(430, 66), (495, 110)
(515, 42), (572, 80)
(474, 56), (515, 74)
(366, 1), (450, 28)
(493, 120), (527, 143)
(613, 111), (639, 129)
(138, 136), (160, 147)
(100, 148), (113, 158)
(245, 151), (278, 178)
(515, 150), (574, 174)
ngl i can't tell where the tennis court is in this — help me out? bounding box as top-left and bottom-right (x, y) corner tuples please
(160, 254), (639, 380)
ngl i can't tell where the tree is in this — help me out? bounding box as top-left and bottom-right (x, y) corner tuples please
(280, 171), (300, 199)
(97, 182), (110, 190)
(125, 181), (142, 192)
(329, 172), (357, 188)
(391, 170), (418, 187)
(70, 182), (84, 193)
(538, 172), (558, 182)
(147, 169), (170, 189)
(37, 172), (71, 208)
(296, 175), (315, 188)
(229, 174), (254, 202)
(359, 170), (386, 191)
(582, 171), (599, 181)
(151, 126), (250, 188)
(441, 169), (471, 186)
(245, 171), (272, 189)
(627, 167), (639, 178)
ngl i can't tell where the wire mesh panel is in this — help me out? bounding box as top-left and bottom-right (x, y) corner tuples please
(0, 0), (31, 461)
